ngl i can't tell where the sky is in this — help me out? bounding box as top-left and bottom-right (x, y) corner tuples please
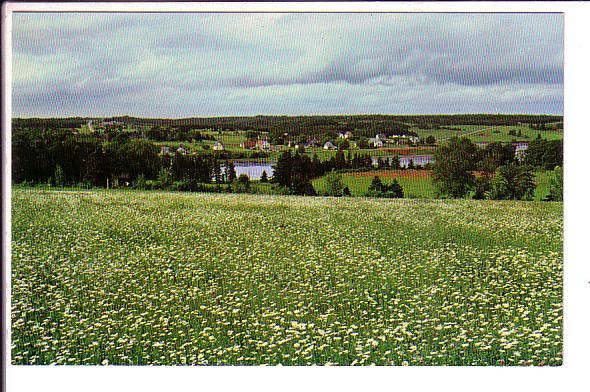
(11, 13), (563, 117)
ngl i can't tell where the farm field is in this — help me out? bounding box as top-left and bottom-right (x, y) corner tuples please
(11, 189), (562, 365)
(411, 125), (563, 143)
(312, 170), (556, 200)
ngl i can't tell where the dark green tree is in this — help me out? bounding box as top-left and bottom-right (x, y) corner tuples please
(473, 174), (492, 200)
(133, 173), (147, 189)
(384, 179), (404, 198)
(334, 150), (347, 169)
(368, 176), (384, 193)
(432, 137), (478, 198)
(324, 171), (344, 196)
(477, 142), (515, 173)
(524, 138), (563, 170)
(425, 135), (436, 145)
(226, 160), (237, 183)
(272, 150), (293, 187)
(488, 163), (535, 200)
(157, 167), (173, 187)
(232, 174), (251, 193)
(54, 164), (66, 187)
(337, 139), (350, 150)
(260, 170), (269, 183)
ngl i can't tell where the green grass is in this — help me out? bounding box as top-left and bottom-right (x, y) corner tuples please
(12, 189), (562, 365)
(312, 170), (552, 200)
(312, 170), (436, 198)
(209, 131), (249, 147)
(412, 124), (563, 143)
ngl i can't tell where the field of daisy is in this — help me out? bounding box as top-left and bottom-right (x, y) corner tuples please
(11, 188), (562, 365)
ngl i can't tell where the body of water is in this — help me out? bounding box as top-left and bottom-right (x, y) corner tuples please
(223, 143), (530, 180)
(223, 161), (274, 180)
(371, 155), (434, 168)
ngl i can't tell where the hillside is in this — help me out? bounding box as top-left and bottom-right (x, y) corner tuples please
(11, 189), (562, 365)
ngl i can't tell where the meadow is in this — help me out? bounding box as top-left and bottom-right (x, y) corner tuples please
(411, 124), (563, 143)
(11, 189), (562, 365)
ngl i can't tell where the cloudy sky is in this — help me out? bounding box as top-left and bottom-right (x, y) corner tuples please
(12, 13), (563, 117)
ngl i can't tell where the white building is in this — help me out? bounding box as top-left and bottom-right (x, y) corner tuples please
(256, 139), (271, 150)
(323, 141), (337, 150)
(368, 138), (384, 148)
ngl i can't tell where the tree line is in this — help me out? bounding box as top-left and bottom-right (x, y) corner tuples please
(13, 114), (562, 144)
(432, 136), (563, 201)
(13, 126), (563, 202)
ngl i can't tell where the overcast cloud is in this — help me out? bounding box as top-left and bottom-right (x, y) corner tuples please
(11, 13), (563, 117)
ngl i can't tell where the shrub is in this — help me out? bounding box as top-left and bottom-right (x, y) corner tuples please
(365, 176), (403, 198)
(133, 174), (147, 189)
(231, 174), (251, 193)
(54, 164), (66, 187)
(324, 171), (345, 197)
(545, 166), (563, 201)
(488, 164), (535, 200)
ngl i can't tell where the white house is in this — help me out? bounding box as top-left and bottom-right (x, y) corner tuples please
(305, 138), (320, 148)
(176, 146), (187, 154)
(160, 146), (171, 155)
(213, 141), (225, 151)
(256, 139), (271, 150)
(514, 142), (528, 161)
(368, 138), (384, 148)
(323, 141), (336, 150)
(391, 134), (419, 145)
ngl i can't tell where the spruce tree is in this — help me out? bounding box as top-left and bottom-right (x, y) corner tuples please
(226, 160), (237, 183)
(368, 176), (384, 193)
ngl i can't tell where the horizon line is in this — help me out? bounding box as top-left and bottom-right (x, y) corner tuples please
(11, 113), (565, 120)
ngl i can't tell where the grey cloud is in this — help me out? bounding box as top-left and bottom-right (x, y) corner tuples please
(12, 14), (139, 55)
(155, 30), (240, 52)
(11, 13), (563, 116)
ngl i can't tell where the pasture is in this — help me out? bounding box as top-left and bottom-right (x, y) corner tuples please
(412, 124), (563, 144)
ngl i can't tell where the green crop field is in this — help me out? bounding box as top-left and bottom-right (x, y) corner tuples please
(412, 124), (563, 144)
(11, 189), (562, 366)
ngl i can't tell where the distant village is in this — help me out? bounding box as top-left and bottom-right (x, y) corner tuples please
(159, 130), (422, 156)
